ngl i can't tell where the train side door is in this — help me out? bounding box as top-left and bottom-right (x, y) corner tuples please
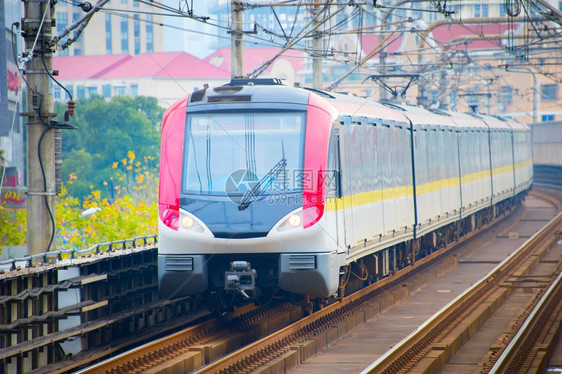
(326, 129), (346, 252)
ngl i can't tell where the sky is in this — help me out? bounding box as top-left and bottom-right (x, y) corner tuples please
(162, 0), (217, 58)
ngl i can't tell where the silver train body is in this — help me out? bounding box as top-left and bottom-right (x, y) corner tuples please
(158, 80), (533, 299)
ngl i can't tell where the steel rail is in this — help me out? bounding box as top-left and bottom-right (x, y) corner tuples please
(78, 232), (462, 374)
(76, 316), (219, 374)
(63, 191), (556, 373)
(191, 203), (525, 373)
(489, 258), (562, 373)
(75, 303), (279, 374)
(192, 292), (349, 373)
(361, 209), (562, 374)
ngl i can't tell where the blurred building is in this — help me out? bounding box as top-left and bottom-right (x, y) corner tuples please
(53, 0), (164, 56)
(52, 49), (305, 107)
(305, 0), (562, 124)
(53, 52), (228, 107)
(51, 0), (562, 124)
(0, 0), (25, 209)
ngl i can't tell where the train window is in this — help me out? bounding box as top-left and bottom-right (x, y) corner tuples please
(326, 130), (342, 198)
(182, 111), (306, 195)
(340, 116), (352, 125)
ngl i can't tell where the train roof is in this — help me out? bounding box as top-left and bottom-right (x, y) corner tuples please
(443, 111), (489, 130)
(478, 113), (519, 131)
(393, 104), (458, 129)
(503, 117), (529, 132)
(323, 90), (529, 132)
(323, 92), (409, 125)
(182, 80), (530, 133)
(187, 79), (310, 110)
(320, 90), (491, 131)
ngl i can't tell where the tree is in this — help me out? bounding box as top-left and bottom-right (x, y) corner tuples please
(55, 96), (164, 200)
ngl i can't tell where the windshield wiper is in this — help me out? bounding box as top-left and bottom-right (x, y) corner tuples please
(238, 156), (287, 211)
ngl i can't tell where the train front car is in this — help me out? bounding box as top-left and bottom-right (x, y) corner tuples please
(158, 80), (344, 301)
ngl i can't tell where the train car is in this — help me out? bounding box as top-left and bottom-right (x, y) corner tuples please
(158, 79), (533, 302)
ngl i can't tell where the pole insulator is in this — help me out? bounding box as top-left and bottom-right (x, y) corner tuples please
(67, 100), (75, 116)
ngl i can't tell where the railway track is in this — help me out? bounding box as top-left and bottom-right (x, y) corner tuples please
(5, 183), (557, 373)
(488, 268), (562, 373)
(362, 209), (562, 373)
(194, 196), (562, 374)
(77, 193), (551, 374)
(49, 187), (558, 374)
(76, 302), (303, 374)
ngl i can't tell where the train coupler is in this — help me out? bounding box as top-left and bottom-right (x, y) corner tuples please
(224, 261), (257, 299)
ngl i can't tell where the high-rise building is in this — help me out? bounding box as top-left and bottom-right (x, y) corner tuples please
(53, 0), (164, 56)
(162, 0), (215, 58)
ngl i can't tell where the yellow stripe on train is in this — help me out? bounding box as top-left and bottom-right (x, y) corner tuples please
(325, 158), (532, 211)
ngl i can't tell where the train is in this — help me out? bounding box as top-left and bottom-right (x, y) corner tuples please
(157, 78), (533, 304)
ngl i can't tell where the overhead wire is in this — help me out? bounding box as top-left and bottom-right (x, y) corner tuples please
(288, 0), (301, 37)
(109, 0), (370, 66)
(380, 0), (562, 105)
(439, 3), (562, 83)
(96, 0), (428, 82)
(100, 4), (362, 69)
(52, 0), (562, 105)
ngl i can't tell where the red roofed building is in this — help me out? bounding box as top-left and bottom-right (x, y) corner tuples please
(53, 49), (308, 107)
(429, 22), (520, 50)
(100, 52), (230, 79)
(53, 52), (230, 107)
(54, 54), (133, 80)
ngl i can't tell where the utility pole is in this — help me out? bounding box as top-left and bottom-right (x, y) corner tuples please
(22, 0), (56, 256)
(312, 4), (323, 89)
(438, 70), (448, 109)
(532, 74), (539, 124)
(486, 82), (491, 115)
(231, 0), (243, 78)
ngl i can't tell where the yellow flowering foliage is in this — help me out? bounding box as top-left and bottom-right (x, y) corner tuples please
(56, 190), (157, 249)
(0, 206), (27, 247)
(57, 151), (159, 249)
(1, 151), (159, 251)
(106, 151), (158, 205)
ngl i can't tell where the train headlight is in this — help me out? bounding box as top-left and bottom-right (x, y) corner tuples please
(179, 211), (205, 233)
(277, 210), (303, 232)
(181, 216), (194, 229)
(288, 214), (301, 227)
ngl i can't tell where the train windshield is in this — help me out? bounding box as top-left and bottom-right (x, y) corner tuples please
(183, 111), (305, 195)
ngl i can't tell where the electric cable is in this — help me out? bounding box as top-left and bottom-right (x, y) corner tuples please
(35, 95), (56, 253)
(41, 52), (73, 100)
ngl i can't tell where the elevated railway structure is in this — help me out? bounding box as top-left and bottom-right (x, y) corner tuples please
(363, 197), (562, 374)
(0, 237), (188, 374)
(0, 131), (559, 373)
(0, 186), (557, 374)
(75, 188), (562, 374)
